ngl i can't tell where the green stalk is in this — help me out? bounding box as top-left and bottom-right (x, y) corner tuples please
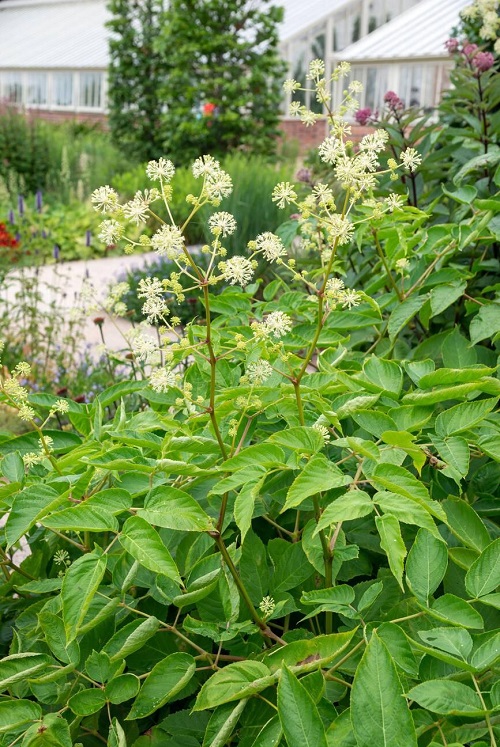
(202, 284), (228, 462)
(372, 229), (402, 301)
(214, 534), (282, 645)
(472, 675), (497, 747)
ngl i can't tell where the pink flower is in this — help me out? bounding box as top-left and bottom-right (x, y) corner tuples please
(463, 43), (479, 59)
(383, 91), (403, 110)
(445, 37), (459, 53)
(355, 107), (373, 125)
(472, 51), (495, 72)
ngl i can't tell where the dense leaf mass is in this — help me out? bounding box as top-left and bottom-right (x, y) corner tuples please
(0, 38), (500, 747)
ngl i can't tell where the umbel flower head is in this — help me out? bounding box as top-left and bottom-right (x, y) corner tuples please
(219, 256), (255, 287)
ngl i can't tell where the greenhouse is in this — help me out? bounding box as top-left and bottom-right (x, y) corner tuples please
(0, 0), (469, 120)
(0, 0), (109, 116)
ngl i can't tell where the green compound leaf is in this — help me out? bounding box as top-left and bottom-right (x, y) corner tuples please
(42, 504), (119, 533)
(108, 718), (127, 747)
(370, 463), (446, 521)
(203, 700), (249, 747)
(248, 715), (282, 747)
(62, 552), (107, 643)
(68, 688), (107, 716)
(407, 680), (484, 716)
(417, 627), (472, 661)
(222, 444), (285, 471)
(283, 455), (350, 511)
(21, 713), (72, 747)
(465, 538), (500, 598)
(137, 485), (214, 532)
(443, 497), (491, 553)
(469, 302), (500, 344)
(127, 652), (196, 719)
(263, 631), (356, 673)
(405, 528), (448, 603)
(38, 611), (80, 665)
(102, 617), (161, 662)
(6, 484), (63, 548)
(425, 594), (484, 629)
(351, 632), (417, 747)
(105, 673), (140, 704)
(375, 514), (407, 591)
(194, 661), (273, 711)
(0, 653), (53, 692)
(435, 398), (497, 437)
(314, 490), (373, 532)
(277, 666), (327, 747)
(359, 357), (403, 396)
(388, 295), (427, 341)
(120, 515), (180, 582)
(0, 700), (42, 733)
(470, 631), (500, 671)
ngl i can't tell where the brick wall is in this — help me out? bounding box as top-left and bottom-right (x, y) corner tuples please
(0, 105), (108, 129)
(279, 118), (376, 153)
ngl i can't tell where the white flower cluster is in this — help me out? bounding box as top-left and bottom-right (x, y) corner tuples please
(137, 277), (169, 323)
(98, 219), (124, 245)
(151, 224), (185, 259)
(246, 359), (273, 384)
(259, 596), (276, 617)
(91, 185), (120, 214)
(327, 215), (355, 246)
(272, 182), (297, 209)
(192, 155), (233, 204)
(103, 282), (130, 317)
(146, 158), (175, 182)
(253, 311), (293, 339)
(461, 0), (500, 45)
(208, 212), (237, 237)
(219, 256), (255, 287)
(123, 189), (160, 225)
(318, 129), (390, 195)
(255, 232), (287, 262)
(325, 278), (362, 309)
(149, 367), (178, 393)
(129, 326), (161, 364)
(312, 422), (331, 444)
(400, 148), (422, 172)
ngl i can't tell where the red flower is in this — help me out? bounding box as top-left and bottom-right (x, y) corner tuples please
(203, 102), (216, 117)
(0, 222), (20, 248)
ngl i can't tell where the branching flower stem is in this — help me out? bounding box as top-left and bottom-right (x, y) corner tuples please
(291, 192), (350, 633)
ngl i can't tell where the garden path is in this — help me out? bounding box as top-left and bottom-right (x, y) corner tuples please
(7, 251), (159, 356)
(3, 252), (161, 564)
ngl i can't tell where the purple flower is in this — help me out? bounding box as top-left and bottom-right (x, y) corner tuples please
(18, 195), (24, 216)
(8, 210), (15, 224)
(85, 230), (92, 247)
(35, 190), (43, 213)
(53, 244), (60, 260)
(355, 107), (373, 126)
(296, 167), (312, 184)
(473, 51), (495, 72)
(445, 37), (459, 53)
